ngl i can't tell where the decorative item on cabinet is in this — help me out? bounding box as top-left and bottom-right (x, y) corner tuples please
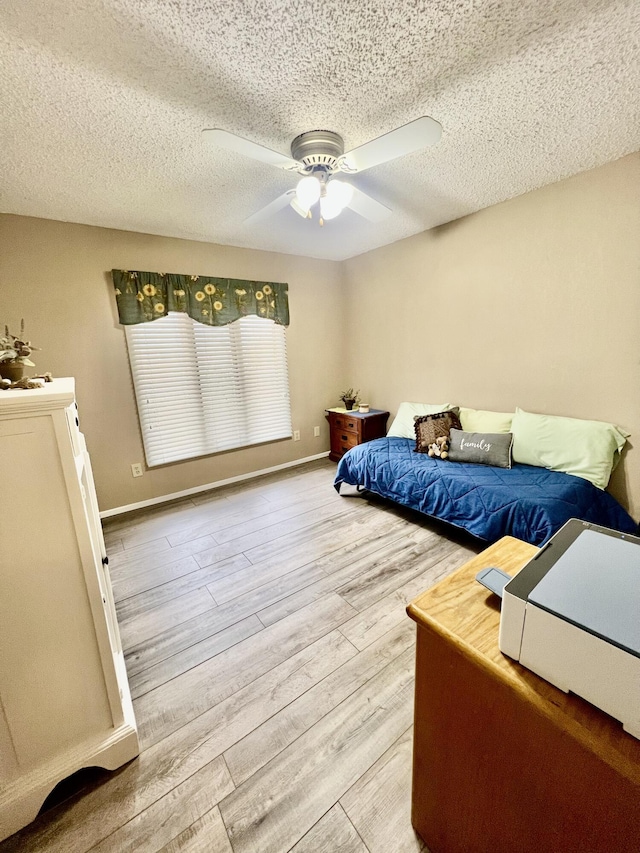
(0, 373), (54, 391)
(0, 320), (40, 382)
(0, 377), (139, 842)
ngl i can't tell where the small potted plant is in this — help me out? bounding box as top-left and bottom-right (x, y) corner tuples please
(0, 320), (40, 382)
(339, 387), (360, 411)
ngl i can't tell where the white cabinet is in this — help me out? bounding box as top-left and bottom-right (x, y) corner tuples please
(0, 378), (138, 841)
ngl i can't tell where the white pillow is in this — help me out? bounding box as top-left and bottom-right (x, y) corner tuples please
(511, 407), (629, 489)
(459, 407), (513, 434)
(387, 402), (452, 440)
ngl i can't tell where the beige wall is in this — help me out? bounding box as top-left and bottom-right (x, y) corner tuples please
(0, 216), (346, 510)
(343, 153), (640, 517)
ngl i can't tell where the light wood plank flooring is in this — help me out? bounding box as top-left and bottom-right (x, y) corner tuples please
(1, 459), (481, 853)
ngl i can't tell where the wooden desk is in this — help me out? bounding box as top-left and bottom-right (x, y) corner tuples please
(407, 536), (640, 853)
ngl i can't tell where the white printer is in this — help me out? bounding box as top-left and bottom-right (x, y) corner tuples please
(499, 519), (640, 740)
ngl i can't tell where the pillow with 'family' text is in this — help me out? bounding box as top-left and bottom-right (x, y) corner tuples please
(448, 429), (513, 468)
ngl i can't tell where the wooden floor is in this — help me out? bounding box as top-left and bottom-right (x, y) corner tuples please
(1, 458), (481, 853)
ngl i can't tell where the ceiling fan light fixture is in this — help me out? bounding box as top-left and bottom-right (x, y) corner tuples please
(295, 175), (321, 211)
(207, 116), (442, 228)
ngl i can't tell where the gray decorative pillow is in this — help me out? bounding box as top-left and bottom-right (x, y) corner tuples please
(448, 429), (513, 468)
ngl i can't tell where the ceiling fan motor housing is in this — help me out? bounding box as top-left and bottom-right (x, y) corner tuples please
(290, 130), (344, 172)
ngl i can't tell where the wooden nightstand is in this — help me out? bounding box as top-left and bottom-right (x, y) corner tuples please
(325, 408), (389, 462)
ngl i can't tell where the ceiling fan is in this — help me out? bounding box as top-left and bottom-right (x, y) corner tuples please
(202, 116), (442, 226)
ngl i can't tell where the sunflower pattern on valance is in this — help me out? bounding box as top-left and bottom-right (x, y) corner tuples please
(111, 270), (289, 327)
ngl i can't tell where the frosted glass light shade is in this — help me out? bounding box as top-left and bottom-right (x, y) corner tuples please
(319, 195), (342, 220)
(296, 176), (321, 211)
(326, 179), (353, 209)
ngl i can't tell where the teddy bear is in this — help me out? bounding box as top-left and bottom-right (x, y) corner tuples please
(427, 435), (450, 459)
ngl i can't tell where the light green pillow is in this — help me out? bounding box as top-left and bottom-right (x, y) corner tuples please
(511, 407), (629, 489)
(459, 407), (513, 434)
(387, 402), (452, 439)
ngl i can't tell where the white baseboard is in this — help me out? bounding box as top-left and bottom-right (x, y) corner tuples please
(99, 451), (331, 519)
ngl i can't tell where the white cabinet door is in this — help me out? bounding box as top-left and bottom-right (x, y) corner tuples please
(0, 415), (113, 771)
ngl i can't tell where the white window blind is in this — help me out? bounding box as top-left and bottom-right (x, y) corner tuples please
(125, 313), (292, 466)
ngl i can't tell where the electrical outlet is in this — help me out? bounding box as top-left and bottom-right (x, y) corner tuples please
(313, 426), (320, 437)
(293, 430), (301, 441)
(131, 463), (143, 478)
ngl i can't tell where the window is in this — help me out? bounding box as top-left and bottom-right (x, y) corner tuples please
(125, 312), (292, 466)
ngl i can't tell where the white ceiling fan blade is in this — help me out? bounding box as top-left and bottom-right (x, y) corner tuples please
(244, 190), (296, 225)
(346, 185), (392, 222)
(340, 116), (442, 174)
(202, 129), (300, 171)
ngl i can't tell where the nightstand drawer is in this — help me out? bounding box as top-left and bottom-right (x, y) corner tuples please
(330, 431), (359, 457)
(331, 414), (359, 435)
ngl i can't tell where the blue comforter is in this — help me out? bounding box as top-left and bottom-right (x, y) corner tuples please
(334, 437), (637, 546)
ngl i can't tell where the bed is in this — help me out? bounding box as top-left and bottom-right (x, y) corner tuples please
(334, 436), (637, 546)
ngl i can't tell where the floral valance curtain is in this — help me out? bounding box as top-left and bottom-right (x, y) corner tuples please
(112, 269), (289, 327)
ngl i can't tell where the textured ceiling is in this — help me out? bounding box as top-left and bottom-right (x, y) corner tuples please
(1, 0), (639, 261)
